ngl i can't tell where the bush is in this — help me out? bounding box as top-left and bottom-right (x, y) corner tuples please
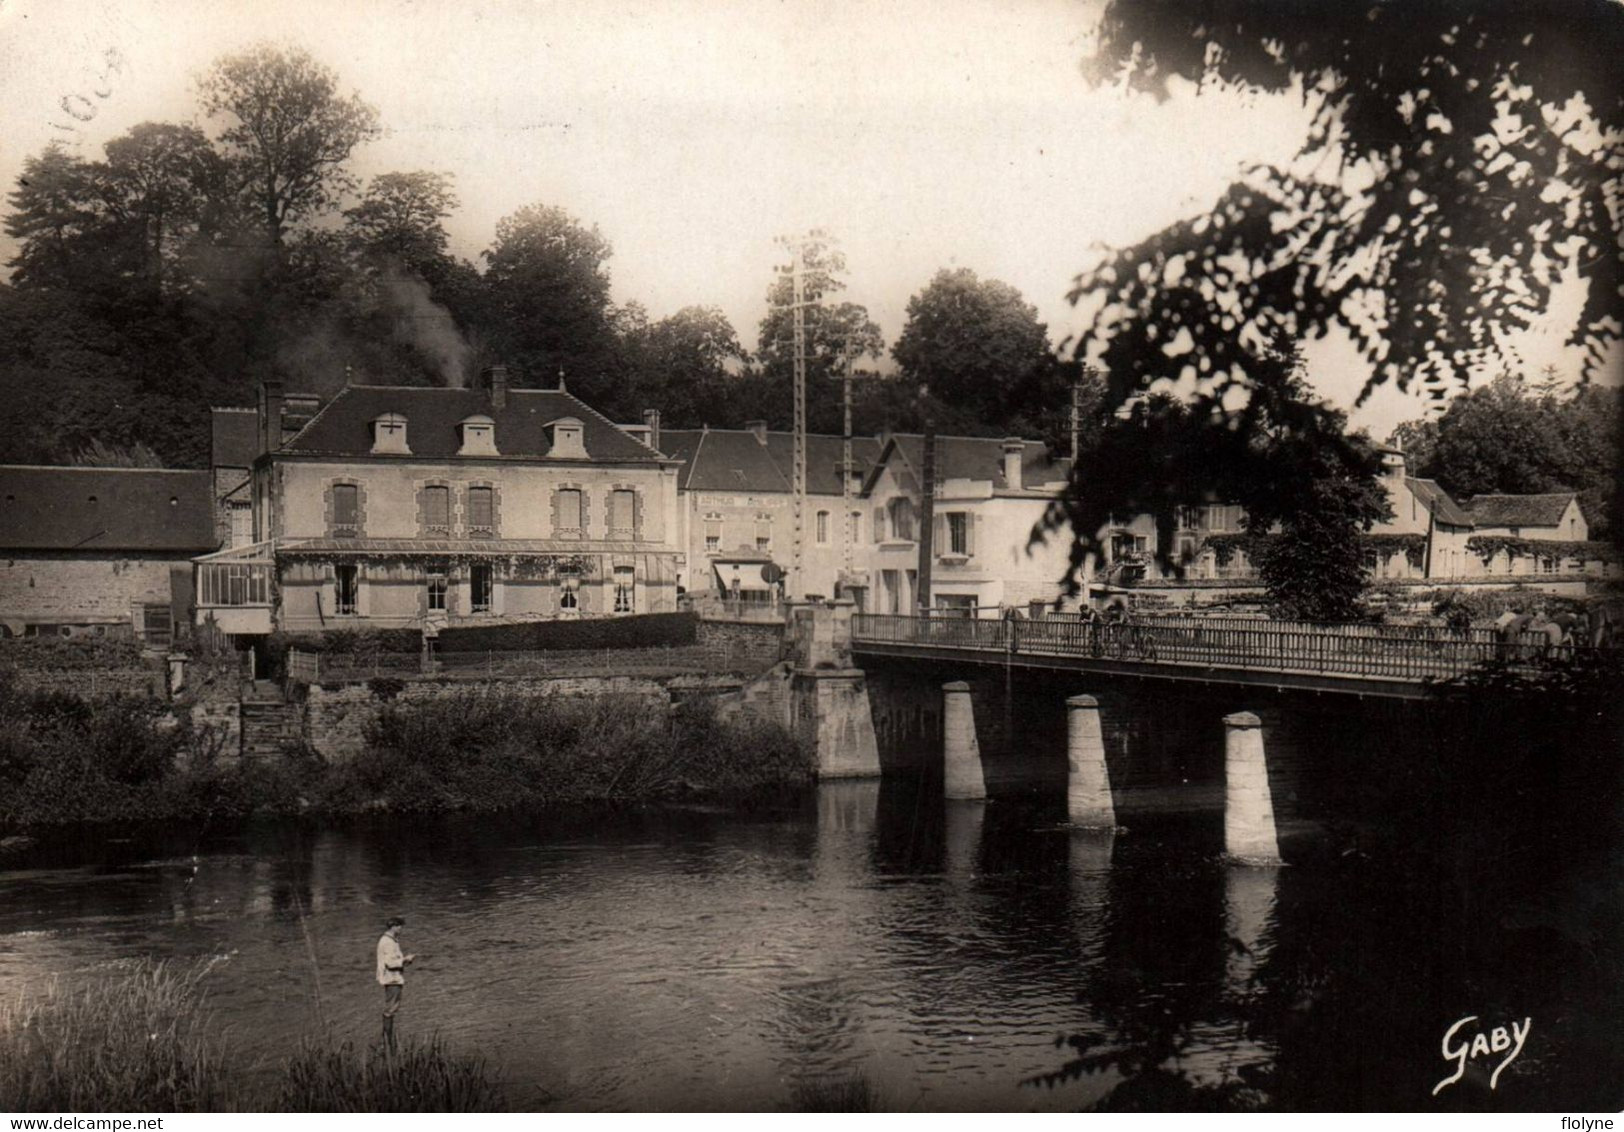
(435, 611), (698, 652)
(0, 680), (190, 825)
(335, 688), (811, 813)
(0, 634), (145, 671)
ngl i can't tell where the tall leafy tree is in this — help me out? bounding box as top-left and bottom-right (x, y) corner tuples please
(5, 146), (114, 293)
(1041, 0), (1623, 594)
(197, 43), (381, 248)
(344, 171), (460, 279)
(1040, 336), (1390, 619)
(753, 238), (884, 433)
(100, 123), (230, 294)
(1393, 373), (1621, 536)
(479, 203), (618, 402)
(1074, 0), (1623, 405)
(892, 267), (1058, 431)
(622, 305), (747, 428)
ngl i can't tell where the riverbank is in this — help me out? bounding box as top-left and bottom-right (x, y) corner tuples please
(1, 959), (507, 1112)
(0, 678), (811, 831)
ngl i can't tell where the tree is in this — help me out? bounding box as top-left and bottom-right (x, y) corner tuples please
(5, 146), (117, 293)
(892, 267), (1058, 429)
(622, 305), (747, 427)
(754, 237), (885, 433)
(479, 203), (618, 400)
(1074, 1), (1623, 406)
(1393, 372), (1621, 537)
(100, 123), (230, 293)
(198, 43), (381, 247)
(1039, 336), (1390, 619)
(344, 171), (460, 281)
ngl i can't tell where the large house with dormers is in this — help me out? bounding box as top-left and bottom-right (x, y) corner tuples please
(195, 367), (683, 636)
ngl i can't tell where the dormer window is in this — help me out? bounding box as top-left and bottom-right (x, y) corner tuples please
(547, 417), (588, 459)
(370, 412), (410, 454)
(458, 415), (498, 457)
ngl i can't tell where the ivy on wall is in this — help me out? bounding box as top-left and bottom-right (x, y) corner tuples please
(1202, 532), (1428, 569)
(1465, 536), (1618, 565)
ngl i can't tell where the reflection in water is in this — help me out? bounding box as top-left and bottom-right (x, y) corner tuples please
(0, 768), (1619, 1110)
(1068, 831), (1115, 968)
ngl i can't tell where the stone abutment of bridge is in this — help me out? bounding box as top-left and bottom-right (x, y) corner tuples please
(848, 656), (1436, 863)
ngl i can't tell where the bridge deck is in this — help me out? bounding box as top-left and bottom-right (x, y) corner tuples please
(850, 613), (1594, 700)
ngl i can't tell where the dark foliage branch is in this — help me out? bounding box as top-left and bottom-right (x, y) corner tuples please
(1035, 339), (1391, 619)
(1078, 0), (1624, 402)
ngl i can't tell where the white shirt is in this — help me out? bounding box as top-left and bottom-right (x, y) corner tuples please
(377, 933), (406, 986)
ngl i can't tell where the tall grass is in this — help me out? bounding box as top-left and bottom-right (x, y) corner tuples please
(0, 960), (509, 1112)
(791, 1072), (886, 1112)
(277, 1036), (505, 1112)
(0, 960), (230, 1111)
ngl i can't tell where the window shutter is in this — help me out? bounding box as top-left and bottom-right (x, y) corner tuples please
(633, 490), (644, 541)
(934, 513), (946, 556)
(873, 506), (884, 543)
(965, 512), (976, 557)
(322, 564), (336, 623)
(355, 565), (370, 617)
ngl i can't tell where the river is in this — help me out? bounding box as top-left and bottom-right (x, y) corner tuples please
(1, 767), (1621, 1111)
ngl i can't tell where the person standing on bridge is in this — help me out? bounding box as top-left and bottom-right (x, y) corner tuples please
(376, 915), (416, 1052)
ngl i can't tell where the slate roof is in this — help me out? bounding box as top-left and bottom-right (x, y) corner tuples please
(1406, 478), (1474, 527)
(0, 466), (216, 553)
(211, 407), (260, 470)
(659, 429), (790, 493)
(659, 427), (1058, 497)
(277, 385), (664, 463)
(1467, 492), (1578, 529)
(879, 435), (1068, 496)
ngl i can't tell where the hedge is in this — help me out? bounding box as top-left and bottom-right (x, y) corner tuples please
(0, 636), (147, 672)
(436, 611), (697, 652)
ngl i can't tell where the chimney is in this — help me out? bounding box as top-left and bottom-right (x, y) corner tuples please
(281, 393), (321, 445)
(1002, 438), (1025, 491)
(486, 364), (509, 410)
(258, 380), (285, 455)
(642, 408), (661, 452)
(1381, 444), (1406, 482)
(744, 420), (768, 445)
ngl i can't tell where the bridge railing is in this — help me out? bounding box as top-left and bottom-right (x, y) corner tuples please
(851, 612), (1577, 683)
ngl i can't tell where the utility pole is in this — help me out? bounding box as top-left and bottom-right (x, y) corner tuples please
(1071, 366), (1099, 463)
(841, 336), (855, 583)
(773, 229), (832, 602)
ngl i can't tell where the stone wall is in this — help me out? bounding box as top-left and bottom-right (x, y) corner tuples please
(10, 668), (166, 698)
(695, 617), (785, 666)
(0, 553), (193, 628)
(189, 701), (242, 763)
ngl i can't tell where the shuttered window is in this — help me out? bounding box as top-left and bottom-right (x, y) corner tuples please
(609, 489), (636, 538)
(556, 489), (583, 537)
(423, 486), (450, 534)
(467, 486), (494, 536)
(333, 484), (359, 537)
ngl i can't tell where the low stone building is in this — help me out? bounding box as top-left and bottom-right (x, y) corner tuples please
(0, 465), (217, 643)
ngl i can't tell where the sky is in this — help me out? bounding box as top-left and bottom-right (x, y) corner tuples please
(0, 0), (1614, 440)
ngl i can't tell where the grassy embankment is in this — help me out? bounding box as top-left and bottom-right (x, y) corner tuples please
(0, 674), (810, 829)
(0, 959), (505, 1112)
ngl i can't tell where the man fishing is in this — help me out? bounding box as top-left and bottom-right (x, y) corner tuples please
(376, 915), (416, 1052)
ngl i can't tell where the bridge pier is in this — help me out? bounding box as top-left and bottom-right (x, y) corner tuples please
(1224, 711), (1281, 864)
(942, 681), (987, 800)
(1066, 694), (1115, 828)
